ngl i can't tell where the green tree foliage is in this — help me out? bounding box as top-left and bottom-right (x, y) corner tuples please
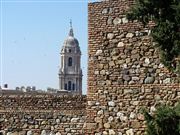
(143, 103), (180, 135)
(127, 0), (180, 74)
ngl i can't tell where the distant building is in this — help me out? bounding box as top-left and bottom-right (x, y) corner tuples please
(58, 21), (83, 95)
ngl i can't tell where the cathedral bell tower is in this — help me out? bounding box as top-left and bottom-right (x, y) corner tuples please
(58, 21), (83, 95)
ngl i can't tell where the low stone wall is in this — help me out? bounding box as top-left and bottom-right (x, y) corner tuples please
(0, 111), (85, 135)
(0, 94), (86, 111)
(0, 94), (86, 135)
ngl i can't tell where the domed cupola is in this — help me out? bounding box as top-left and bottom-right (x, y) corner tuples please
(64, 28), (79, 46)
(61, 21), (81, 54)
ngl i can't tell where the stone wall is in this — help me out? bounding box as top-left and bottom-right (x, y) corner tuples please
(86, 0), (180, 134)
(0, 94), (86, 111)
(0, 94), (86, 135)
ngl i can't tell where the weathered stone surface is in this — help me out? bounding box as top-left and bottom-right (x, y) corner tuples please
(103, 131), (108, 135)
(19, 131), (26, 135)
(131, 50), (138, 54)
(109, 129), (116, 135)
(128, 80), (133, 84)
(124, 89), (133, 94)
(117, 112), (123, 117)
(123, 75), (131, 81)
(49, 131), (55, 135)
(95, 117), (102, 123)
(97, 110), (104, 115)
(27, 130), (33, 135)
(163, 78), (171, 84)
(71, 118), (79, 123)
(113, 17), (121, 25)
(88, 101), (95, 106)
(109, 61), (115, 67)
(85, 123), (97, 129)
(104, 123), (111, 129)
(120, 116), (128, 122)
(145, 88), (152, 93)
(145, 58), (150, 64)
(108, 116), (114, 122)
(100, 70), (106, 75)
(129, 112), (136, 119)
(107, 33), (115, 39)
(132, 101), (139, 106)
(132, 77), (139, 81)
(107, 17), (113, 25)
(126, 33), (134, 38)
(22, 123), (28, 128)
(126, 129), (134, 135)
(159, 63), (164, 68)
(41, 130), (47, 135)
(65, 128), (71, 132)
(144, 77), (155, 84)
(7, 132), (12, 135)
(118, 132), (123, 135)
(108, 101), (115, 107)
(55, 132), (61, 135)
(95, 133), (101, 135)
(131, 121), (141, 128)
(10, 132), (19, 135)
(150, 106), (156, 113)
(122, 17), (128, 23)
(137, 114), (144, 121)
(102, 8), (108, 14)
(96, 50), (103, 56)
(117, 42), (124, 47)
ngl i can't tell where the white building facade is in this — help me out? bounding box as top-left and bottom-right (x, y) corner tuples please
(58, 23), (83, 95)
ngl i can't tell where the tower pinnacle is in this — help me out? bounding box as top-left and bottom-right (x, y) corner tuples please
(69, 19), (74, 37)
(70, 19), (72, 28)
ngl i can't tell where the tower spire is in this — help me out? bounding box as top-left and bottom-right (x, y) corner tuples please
(69, 19), (74, 37)
(70, 19), (72, 29)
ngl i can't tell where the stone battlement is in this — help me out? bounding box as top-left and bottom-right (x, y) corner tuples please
(0, 94), (86, 111)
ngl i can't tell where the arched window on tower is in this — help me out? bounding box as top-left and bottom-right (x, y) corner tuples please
(64, 84), (67, 90)
(68, 81), (71, 90)
(72, 83), (75, 91)
(68, 57), (72, 66)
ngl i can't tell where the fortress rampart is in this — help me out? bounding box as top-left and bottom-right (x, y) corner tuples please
(85, 0), (180, 134)
(0, 94), (86, 135)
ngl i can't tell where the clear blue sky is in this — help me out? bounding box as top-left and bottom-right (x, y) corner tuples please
(0, 0), (98, 94)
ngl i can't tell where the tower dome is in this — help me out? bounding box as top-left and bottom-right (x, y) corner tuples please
(63, 29), (79, 47)
(61, 21), (81, 54)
